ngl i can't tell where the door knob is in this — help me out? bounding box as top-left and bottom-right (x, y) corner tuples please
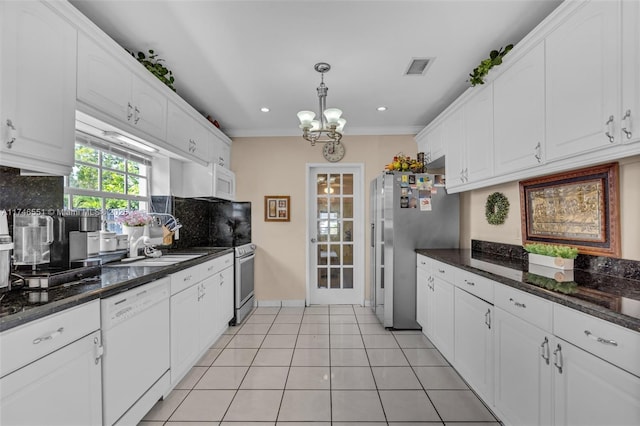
(310, 238), (317, 243)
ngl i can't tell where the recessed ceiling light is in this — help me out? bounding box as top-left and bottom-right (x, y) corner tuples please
(260, 107), (270, 112)
(377, 106), (387, 112)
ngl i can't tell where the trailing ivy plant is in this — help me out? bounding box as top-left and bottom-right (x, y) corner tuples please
(468, 44), (513, 86)
(131, 49), (176, 92)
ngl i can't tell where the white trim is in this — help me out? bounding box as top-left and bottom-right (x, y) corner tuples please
(254, 299), (306, 308)
(305, 163), (366, 307)
(255, 300), (282, 307)
(281, 300), (306, 307)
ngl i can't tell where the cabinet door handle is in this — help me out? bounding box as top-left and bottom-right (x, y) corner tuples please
(584, 330), (618, 346)
(127, 102), (133, 121)
(33, 327), (64, 344)
(534, 142), (542, 163)
(485, 308), (491, 329)
(94, 336), (104, 365)
(605, 115), (615, 143)
(509, 298), (526, 309)
(134, 106), (141, 124)
(553, 343), (563, 373)
(5, 119), (17, 148)
(621, 109), (632, 139)
(540, 337), (550, 365)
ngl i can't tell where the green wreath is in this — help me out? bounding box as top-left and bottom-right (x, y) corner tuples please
(485, 192), (510, 225)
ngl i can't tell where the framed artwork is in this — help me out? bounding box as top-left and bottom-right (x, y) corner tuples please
(264, 195), (290, 222)
(519, 163), (620, 257)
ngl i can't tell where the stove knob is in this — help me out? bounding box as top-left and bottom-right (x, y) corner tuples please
(250, 244), (256, 250)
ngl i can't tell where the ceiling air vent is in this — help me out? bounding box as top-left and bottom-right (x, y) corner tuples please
(405, 57), (434, 76)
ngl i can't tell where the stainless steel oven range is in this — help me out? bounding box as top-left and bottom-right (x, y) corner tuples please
(233, 243), (255, 325)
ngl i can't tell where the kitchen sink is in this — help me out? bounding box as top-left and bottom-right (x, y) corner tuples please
(106, 254), (205, 267)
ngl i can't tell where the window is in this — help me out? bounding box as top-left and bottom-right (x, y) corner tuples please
(64, 132), (152, 231)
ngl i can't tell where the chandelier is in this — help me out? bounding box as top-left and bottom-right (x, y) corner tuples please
(297, 62), (346, 146)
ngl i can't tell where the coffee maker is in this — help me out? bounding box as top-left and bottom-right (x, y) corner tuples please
(13, 214), (54, 270)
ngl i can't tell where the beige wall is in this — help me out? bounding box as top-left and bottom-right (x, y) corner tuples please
(460, 155), (640, 261)
(232, 134), (640, 304)
(231, 135), (418, 303)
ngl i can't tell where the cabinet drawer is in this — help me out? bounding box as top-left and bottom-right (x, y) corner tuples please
(202, 254), (234, 278)
(495, 285), (552, 332)
(432, 260), (454, 283)
(0, 300), (100, 378)
(455, 269), (494, 303)
(417, 254), (431, 272)
(554, 304), (640, 377)
(170, 263), (206, 295)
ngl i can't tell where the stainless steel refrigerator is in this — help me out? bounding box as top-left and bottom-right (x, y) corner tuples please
(370, 172), (459, 329)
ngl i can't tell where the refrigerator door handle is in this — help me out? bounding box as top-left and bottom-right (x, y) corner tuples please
(370, 224), (375, 247)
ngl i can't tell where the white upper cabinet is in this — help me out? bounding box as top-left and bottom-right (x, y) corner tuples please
(0, 1), (76, 175)
(464, 85), (494, 183)
(494, 42), (545, 175)
(77, 33), (167, 141)
(167, 100), (211, 163)
(415, 121), (444, 164)
(443, 106), (465, 187)
(545, 0), (621, 160)
(621, 0), (640, 144)
(445, 84), (494, 190)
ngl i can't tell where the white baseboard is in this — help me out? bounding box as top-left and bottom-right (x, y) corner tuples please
(255, 299), (306, 307)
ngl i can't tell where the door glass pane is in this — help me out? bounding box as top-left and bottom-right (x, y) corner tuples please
(343, 197), (353, 218)
(330, 174), (341, 195)
(329, 244), (341, 265)
(343, 244), (353, 265)
(317, 268), (328, 289)
(329, 222), (341, 241)
(343, 268), (353, 289)
(343, 220), (353, 241)
(318, 244), (328, 265)
(317, 220), (328, 242)
(342, 174), (353, 195)
(329, 268), (340, 288)
(317, 174), (330, 194)
(329, 197), (341, 215)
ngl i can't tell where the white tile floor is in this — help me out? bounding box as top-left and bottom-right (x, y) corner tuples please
(140, 305), (501, 425)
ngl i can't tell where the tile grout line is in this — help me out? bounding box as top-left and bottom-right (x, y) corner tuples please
(390, 328), (446, 425)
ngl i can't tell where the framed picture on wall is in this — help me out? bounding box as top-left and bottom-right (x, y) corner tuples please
(264, 195), (290, 222)
(519, 163), (620, 257)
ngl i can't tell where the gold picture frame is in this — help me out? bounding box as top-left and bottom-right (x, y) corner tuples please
(264, 195), (290, 222)
(519, 163), (620, 257)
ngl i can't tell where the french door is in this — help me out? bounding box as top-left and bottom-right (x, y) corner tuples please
(307, 164), (364, 305)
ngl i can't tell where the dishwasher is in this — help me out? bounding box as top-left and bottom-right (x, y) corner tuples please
(101, 277), (170, 426)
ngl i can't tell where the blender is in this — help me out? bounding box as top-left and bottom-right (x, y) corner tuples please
(13, 214), (54, 270)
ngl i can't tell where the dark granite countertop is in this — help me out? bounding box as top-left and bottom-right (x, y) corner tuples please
(416, 249), (640, 333)
(0, 248), (234, 332)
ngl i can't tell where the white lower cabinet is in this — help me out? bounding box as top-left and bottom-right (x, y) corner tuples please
(416, 254), (640, 426)
(415, 263), (429, 328)
(493, 306), (553, 426)
(0, 330), (103, 426)
(553, 339), (640, 426)
(170, 283), (201, 386)
(430, 275), (455, 361)
(170, 254), (234, 387)
(0, 300), (102, 426)
(454, 288), (494, 405)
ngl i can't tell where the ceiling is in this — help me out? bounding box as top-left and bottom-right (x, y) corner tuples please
(69, 0), (562, 139)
